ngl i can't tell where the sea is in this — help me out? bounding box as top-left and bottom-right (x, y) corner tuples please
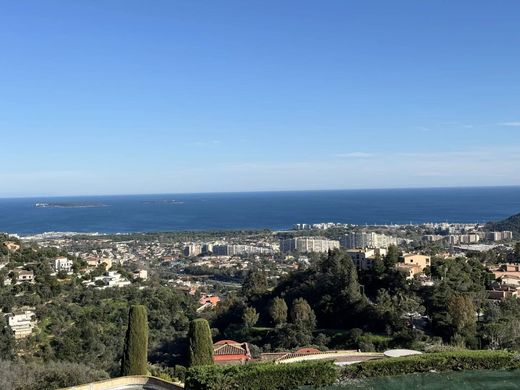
(0, 187), (519, 235)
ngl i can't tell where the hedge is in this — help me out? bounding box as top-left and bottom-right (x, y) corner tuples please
(185, 361), (337, 390)
(340, 350), (520, 380)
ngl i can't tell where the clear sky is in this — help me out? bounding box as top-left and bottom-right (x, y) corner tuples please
(1, 1), (520, 197)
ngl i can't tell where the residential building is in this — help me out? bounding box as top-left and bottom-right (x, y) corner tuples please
(491, 264), (520, 281)
(84, 271), (131, 289)
(396, 264), (423, 279)
(212, 244), (274, 256)
(280, 237), (340, 253)
(488, 273), (520, 301)
(85, 256), (100, 267)
(184, 244), (202, 257)
(5, 310), (36, 339)
(445, 234), (480, 245)
(54, 257), (73, 272)
(132, 269), (148, 280)
(202, 243), (214, 254)
(213, 340), (252, 365)
(99, 258), (113, 270)
(84, 256), (112, 270)
(346, 248), (387, 270)
(487, 231), (514, 241)
(340, 232), (397, 249)
(197, 294), (221, 312)
(422, 235), (444, 242)
(400, 254), (431, 272)
(395, 254), (431, 279)
(14, 269), (34, 284)
(3, 241), (21, 252)
(199, 294), (220, 307)
(488, 287), (520, 301)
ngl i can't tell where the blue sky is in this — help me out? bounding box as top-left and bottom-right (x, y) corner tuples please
(1, 0), (520, 197)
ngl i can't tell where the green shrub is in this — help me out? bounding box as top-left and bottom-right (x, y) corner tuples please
(340, 350), (520, 380)
(185, 361), (337, 390)
(174, 365), (187, 382)
(0, 359), (109, 390)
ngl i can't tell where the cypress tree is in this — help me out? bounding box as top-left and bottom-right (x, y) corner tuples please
(121, 305), (148, 376)
(188, 318), (214, 366)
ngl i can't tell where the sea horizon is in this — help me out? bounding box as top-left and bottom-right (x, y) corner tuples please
(1, 184), (520, 200)
(1, 186), (519, 235)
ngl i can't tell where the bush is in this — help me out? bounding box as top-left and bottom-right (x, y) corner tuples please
(174, 365), (187, 382)
(185, 361), (337, 390)
(340, 350), (520, 380)
(0, 360), (109, 390)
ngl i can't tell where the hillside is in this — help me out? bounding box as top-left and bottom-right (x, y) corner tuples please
(486, 212), (520, 235)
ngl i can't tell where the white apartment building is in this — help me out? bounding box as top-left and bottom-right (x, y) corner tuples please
(340, 232), (398, 249)
(184, 244), (202, 257)
(445, 234), (480, 245)
(487, 231), (514, 241)
(54, 257), (73, 272)
(280, 237), (340, 253)
(212, 244), (274, 256)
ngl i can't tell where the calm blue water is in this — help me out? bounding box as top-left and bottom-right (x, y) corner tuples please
(0, 187), (519, 235)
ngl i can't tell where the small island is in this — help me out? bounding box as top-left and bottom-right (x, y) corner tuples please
(35, 202), (109, 209)
(141, 200), (185, 205)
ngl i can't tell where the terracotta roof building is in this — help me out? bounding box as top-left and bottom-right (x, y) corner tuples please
(213, 340), (251, 365)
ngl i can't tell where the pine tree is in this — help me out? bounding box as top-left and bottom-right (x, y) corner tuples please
(188, 318), (214, 367)
(384, 245), (400, 269)
(242, 306), (259, 328)
(241, 269), (268, 298)
(448, 294), (476, 340)
(515, 242), (520, 263)
(121, 305), (148, 376)
(269, 297), (288, 326)
(291, 298), (316, 331)
(0, 317), (15, 360)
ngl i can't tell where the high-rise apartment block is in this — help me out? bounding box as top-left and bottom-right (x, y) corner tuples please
(340, 232), (397, 249)
(280, 237), (340, 253)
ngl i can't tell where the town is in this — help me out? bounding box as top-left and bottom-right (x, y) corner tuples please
(1, 219), (517, 342)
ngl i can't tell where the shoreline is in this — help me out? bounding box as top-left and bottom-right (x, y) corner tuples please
(3, 219), (489, 240)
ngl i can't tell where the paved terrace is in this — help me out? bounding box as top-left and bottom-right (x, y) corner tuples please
(275, 351), (384, 365)
(61, 376), (184, 390)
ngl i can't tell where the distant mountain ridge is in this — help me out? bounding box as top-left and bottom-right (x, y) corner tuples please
(486, 212), (520, 236)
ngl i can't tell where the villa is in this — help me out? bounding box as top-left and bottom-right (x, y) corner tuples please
(213, 340), (252, 365)
(5, 310), (37, 339)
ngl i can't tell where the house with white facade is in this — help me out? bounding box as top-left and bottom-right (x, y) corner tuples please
(54, 257), (74, 273)
(84, 271), (131, 289)
(5, 310), (37, 339)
